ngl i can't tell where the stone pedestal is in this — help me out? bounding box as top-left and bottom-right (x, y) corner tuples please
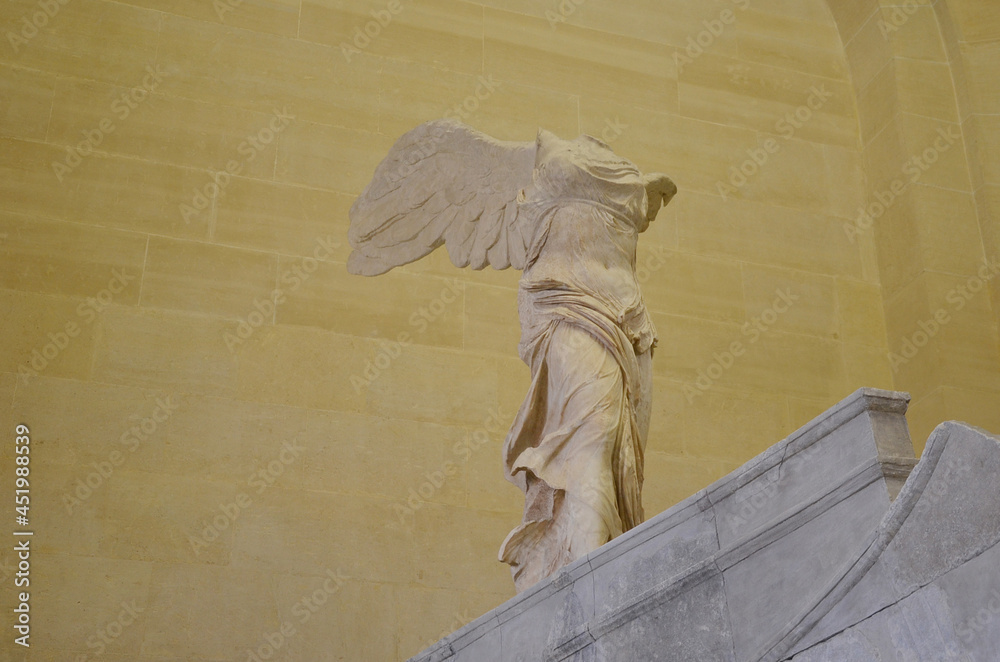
(407, 387), (1000, 662)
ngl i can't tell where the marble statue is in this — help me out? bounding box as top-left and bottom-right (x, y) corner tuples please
(347, 119), (677, 592)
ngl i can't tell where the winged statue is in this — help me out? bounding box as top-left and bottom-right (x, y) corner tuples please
(348, 119), (677, 592)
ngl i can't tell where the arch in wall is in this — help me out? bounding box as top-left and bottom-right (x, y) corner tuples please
(821, 0), (1000, 444)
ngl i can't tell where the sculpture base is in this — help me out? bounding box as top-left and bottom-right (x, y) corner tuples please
(406, 387), (1000, 662)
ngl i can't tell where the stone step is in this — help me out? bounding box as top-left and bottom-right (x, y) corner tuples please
(407, 387), (1000, 662)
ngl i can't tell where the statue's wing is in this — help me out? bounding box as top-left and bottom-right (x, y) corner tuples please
(347, 119), (537, 276)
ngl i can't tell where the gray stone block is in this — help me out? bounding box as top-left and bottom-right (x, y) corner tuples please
(935, 539), (1000, 661)
(407, 391), (1000, 662)
(726, 479), (891, 661)
(594, 572), (735, 662)
(883, 422), (1000, 596)
(590, 496), (718, 618)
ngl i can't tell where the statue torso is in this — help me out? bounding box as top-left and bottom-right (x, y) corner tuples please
(516, 136), (657, 359)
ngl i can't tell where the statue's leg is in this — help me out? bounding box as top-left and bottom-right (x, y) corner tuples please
(501, 321), (631, 590)
(611, 346), (653, 530)
(505, 473), (609, 592)
(544, 322), (623, 541)
(634, 348), (653, 450)
(564, 488), (613, 556)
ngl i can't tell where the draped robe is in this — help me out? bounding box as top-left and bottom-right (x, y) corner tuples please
(499, 134), (656, 592)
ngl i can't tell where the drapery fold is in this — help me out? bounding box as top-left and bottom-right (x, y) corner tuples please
(497, 130), (657, 592)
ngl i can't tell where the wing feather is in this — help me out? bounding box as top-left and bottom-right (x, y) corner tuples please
(347, 119), (536, 276)
(488, 223), (511, 270)
(468, 205), (504, 269)
(504, 200), (527, 268)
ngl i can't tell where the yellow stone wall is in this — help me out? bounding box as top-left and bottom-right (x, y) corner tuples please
(0, 0), (996, 659)
(831, 0), (1000, 445)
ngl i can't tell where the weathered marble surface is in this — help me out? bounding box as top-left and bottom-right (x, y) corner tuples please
(406, 387), (1000, 662)
(348, 119), (677, 591)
